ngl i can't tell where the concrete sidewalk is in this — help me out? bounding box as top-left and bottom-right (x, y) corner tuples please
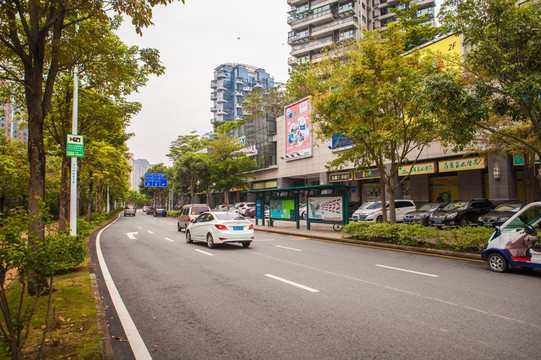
(250, 219), (483, 260)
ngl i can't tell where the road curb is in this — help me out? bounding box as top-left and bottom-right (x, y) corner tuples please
(87, 217), (119, 360)
(254, 227), (483, 261)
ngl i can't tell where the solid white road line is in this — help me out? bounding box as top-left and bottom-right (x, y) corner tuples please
(275, 245), (302, 252)
(195, 249), (214, 256)
(376, 264), (439, 278)
(96, 215), (152, 360)
(265, 274), (319, 293)
(164, 238), (174, 242)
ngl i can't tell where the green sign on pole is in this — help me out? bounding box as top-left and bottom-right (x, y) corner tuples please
(66, 134), (84, 158)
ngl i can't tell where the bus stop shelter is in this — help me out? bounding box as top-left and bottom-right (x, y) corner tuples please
(242, 184), (354, 230)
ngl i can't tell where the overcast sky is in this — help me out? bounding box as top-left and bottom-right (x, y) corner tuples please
(115, 0), (291, 166)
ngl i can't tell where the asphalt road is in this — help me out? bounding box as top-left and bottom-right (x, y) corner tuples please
(89, 212), (541, 360)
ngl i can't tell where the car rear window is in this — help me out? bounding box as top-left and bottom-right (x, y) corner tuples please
(215, 213), (246, 221)
(191, 206), (209, 215)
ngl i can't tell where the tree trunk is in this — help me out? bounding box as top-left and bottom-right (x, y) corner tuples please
(87, 171), (93, 222)
(523, 156), (536, 203)
(379, 177), (387, 223)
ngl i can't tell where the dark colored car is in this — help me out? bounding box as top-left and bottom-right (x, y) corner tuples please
(477, 202), (524, 227)
(246, 207), (256, 218)
(146, 207), (155, 215)
(428, 199), (494, 227)
(403, 202), (447, 226)
(153, 208), (167, 217)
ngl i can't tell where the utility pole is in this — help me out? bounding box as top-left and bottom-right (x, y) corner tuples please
(69, 25), (79, 236)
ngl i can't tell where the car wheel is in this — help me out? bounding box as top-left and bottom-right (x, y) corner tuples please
(186, 231), (193, 243)
(376, 215), (383, 223)
(177, 223), (182, 232)
(206, 233), (215, 249)
(487, 253), (508, 273)
(459, 217), (468, 227)
(242, 241), (251, 248)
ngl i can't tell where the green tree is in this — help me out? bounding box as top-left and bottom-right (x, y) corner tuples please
(205, 123), (257, 208)
(172, 152), (212, 204)
(139, 164), (172, 208)
(167, 132), (203, 163)
(241, 83), (286, 121)
(424, 0), (541, 192)
(392, 0), (441, 50)
(290, 25), (438, 223)
(0, 135), (29, 213)
(0, 0), (184, 261)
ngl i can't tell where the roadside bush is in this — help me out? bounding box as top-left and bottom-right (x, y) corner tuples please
(45, 233), (87, 273)
(343, 222), (494, 253)
(167, 210), (180, 217)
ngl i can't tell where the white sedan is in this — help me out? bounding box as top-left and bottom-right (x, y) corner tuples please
(186, 211), (254, 248)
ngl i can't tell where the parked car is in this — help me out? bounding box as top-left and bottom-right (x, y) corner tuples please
(215, 204), (228, 211)
(236, 202), (256, 216)
(477, 202), (524, 227)
(142, 205), (150, 213)
(186, 211), (254, 248)
(177, 204), (211, 232)
(153, 208), (167, 217)
(146, 207), (155, 215)
(123, 205), (136, 217)
(246, 207), (257, 218)
(347, 201), (362, 218)
(428, 199), (494, 227)
(299, 204), (307, 219)
(351, 202), (377, 221)
(403, 202), (447, 226)
(354, 200), (416, 222)
(481, 201), (541, 272)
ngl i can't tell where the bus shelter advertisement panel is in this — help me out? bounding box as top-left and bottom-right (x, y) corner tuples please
(308, 196), (343, 222)
(270, 198), (295, 220)
(285, 98), (312, 159)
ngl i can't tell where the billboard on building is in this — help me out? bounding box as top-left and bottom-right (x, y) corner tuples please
(284, 97), (312, 160)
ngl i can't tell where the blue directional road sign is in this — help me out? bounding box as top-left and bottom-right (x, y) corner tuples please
(144, 173), (168, 188)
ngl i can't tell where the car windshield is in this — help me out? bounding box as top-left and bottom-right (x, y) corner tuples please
(503, 205), (541, 231)
(493, 203), (522, 212)
(443, 201), (468, 211)
(418, 203), (441, 211)
(191, 206), (209, 215)
(215, 213), (246, 221)
(367, 202), (382, 209)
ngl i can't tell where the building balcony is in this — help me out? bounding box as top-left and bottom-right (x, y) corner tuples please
(291, 36), (334, 57)
(311, 15), (358, 38)
(210, 106), (218, 112)
(243, 86), (252, 92)
(210, 93), (217, 100)
(235, 103), (243, 109)
(235, 91), (244, 96)
(216, 98), (227, 103)
(210, 80), (217, 89)
(287, 0), (309, 5)
(335, 3), (355, 18)
(216, 71), (226, 79)
(289, 7), (334, 30)
(217, 86), (227, 92)
(253, 82), (263, 90)
(217, 110), (227, 115)
(235, 78), (244, 85)
(288, 31), (314, 45)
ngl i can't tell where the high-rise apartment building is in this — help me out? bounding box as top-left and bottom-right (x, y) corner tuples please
(287, 0), (436, 67)
(210, 63), (274, 123)
(0, 99), (28, 142)
(129, 156), (152, 191)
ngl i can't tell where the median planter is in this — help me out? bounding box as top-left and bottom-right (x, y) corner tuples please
(342, 222), (494, 253)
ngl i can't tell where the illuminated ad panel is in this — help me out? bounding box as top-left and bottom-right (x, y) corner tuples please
(284, 97), (312, 160)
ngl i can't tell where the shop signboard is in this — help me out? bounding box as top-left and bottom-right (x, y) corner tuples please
(354, 169), (380, 179)
(284, 97), (312, 160)
(513, 154), (540, 166)
(398, 162), (435, 176)
(253, 181), (278, 190)
(329, 172), (353, 182)
(307, 195), (343, 222)
(438, 157), (485, 172)
(331, 133), (353, 150)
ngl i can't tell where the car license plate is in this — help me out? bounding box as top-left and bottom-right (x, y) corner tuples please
(353, 216), (358, 220)
(405, 218), (410, 222)
(233, 226), (244, 231)
(359, 217), (365, 221)
(434, 221), (442, 224)
(483, 223), (491, 227)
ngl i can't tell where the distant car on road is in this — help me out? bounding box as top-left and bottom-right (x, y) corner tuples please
(185, 211), (254, 248)
(153, 208), (167, 217)
(142, 205), (150, 213)
(403, 202), (447, 226)
(123, 205), (136, 217)
(477, 202), (524, 227)
(146, 207), (155, 215)
(428, 199), (494, 227)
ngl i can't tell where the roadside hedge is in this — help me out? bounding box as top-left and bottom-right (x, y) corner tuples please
(342, 222), (494, 253)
